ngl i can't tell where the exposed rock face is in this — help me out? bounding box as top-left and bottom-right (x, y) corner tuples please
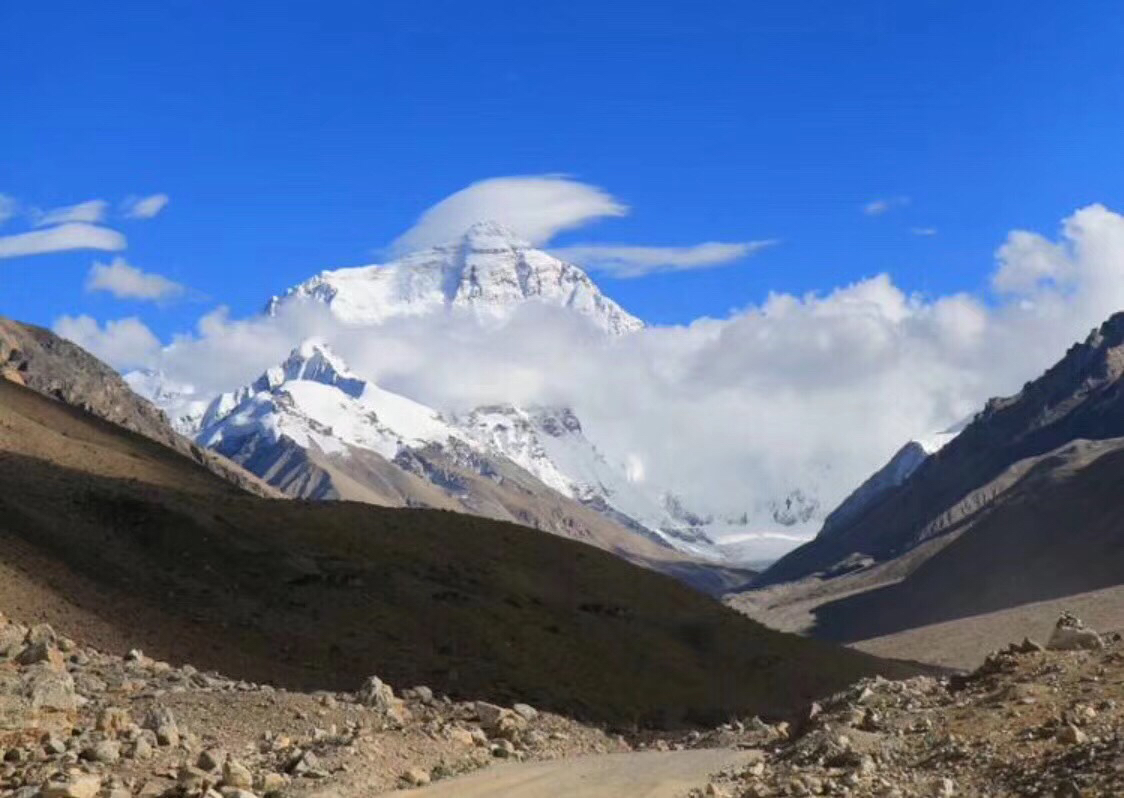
(0, 317), (280, 499)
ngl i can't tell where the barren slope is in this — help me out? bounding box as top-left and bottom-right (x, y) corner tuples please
(0, 377), (915, 726)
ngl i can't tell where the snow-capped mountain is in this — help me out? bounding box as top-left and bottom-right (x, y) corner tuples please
(266, 221), (644, 336)
(197, 341), (461, 464)
(128, 221), (823, 567)
(192, 340), (727, 557)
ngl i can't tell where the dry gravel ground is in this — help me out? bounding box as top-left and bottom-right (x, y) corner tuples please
(392, 749), (761, 797)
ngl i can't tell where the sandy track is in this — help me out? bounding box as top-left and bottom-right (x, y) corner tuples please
(388, 749), (760, 798)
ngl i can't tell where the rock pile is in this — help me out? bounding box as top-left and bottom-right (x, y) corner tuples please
(692, 614), (1124, 798)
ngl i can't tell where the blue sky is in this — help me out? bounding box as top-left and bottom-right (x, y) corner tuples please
(4, 1), (1124, 336)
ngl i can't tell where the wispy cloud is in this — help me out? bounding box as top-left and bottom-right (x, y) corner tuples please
(0, 195), (16, 225)
(33, 199), (108, 227)
(911, 227), (938, 236)
(863, 196), (911, 216)
(552, 240), (778, 278)
(86, 257), (184, 300)
(390, 175), (627, 253)
(0, 223), (127, 258)
(122, 193), (170, 220)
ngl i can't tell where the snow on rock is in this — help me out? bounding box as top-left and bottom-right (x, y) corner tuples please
(265, 221), (644, 336)
(197, 341), (462, 461)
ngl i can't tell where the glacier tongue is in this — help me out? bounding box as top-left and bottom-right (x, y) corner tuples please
(266, 221), (644, 336)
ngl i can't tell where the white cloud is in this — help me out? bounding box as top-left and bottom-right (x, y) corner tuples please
(34, 199), (108, 227)
(390, 175), (627, 253)
(863, 196), (910, 216)
(52, 315), (161, 370)
(911, 227), (938, 236)
(0, 223), (127, 258)
(0, 195), (16, 225)
(122, 193), (170, 219)
(120, 203), (1124, 550)
(86, 257), (185, 300)
(551, 240), (778, 278)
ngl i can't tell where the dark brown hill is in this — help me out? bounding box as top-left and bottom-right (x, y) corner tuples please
(0, 376), (917, 727)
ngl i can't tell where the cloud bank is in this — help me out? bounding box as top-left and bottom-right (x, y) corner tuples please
(62, 203), (1124, 531)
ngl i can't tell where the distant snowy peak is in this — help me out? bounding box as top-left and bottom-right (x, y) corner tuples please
(197, 340), (459, 460)
(267, 221), (644, 336)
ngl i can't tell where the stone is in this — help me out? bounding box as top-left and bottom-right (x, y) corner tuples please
(223, 757), (254, 789)
(178, 765), (215, 793)
(512, 702), (538, 722)
(25, 623), (58, 646)
(0, 623), (25, 659)
(143, 706), (180, 746)
(25, 665), (78, 711)
(81, 739), (122, 764)
(1057, 724), (1088, 745)
(131, 737), (154, 760)
(40, 772), (102, 798)
(356, 675), (395, 711)
(256, 771), (286, 793)
(198, 748), (227, 771)
(16, 640), (65, 670)
(1048, 613), (1104, 652)
(401, 767), (431, 786)
(96, 707), (132, 737)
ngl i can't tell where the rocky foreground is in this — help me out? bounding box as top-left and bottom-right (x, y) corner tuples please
(0, 612), (629, 798)
(3, 611), (1123, 797)
(692, 614), (1124, 797)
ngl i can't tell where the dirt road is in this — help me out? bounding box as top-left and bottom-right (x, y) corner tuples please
(389, 748), (760, 797)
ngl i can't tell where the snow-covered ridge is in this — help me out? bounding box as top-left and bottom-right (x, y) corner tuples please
(266, 221), (644, 336)
(197, 341), (462, 461)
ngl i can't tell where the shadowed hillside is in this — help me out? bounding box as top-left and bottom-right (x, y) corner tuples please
(0, 376), (918, 727)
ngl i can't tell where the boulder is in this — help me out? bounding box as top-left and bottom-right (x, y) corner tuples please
(41, 772), (102, 798)
(1048, 614), (1104, 652)
(24, 665), (78, 711)
(356, 676), (395, 712)
(222, 757), (254, 789)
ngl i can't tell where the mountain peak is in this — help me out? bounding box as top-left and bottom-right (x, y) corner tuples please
(458, 220), (531, 250)
(267, 225), (644, 335)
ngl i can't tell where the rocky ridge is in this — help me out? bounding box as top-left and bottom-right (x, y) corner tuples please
(0, 318), (279, 500)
